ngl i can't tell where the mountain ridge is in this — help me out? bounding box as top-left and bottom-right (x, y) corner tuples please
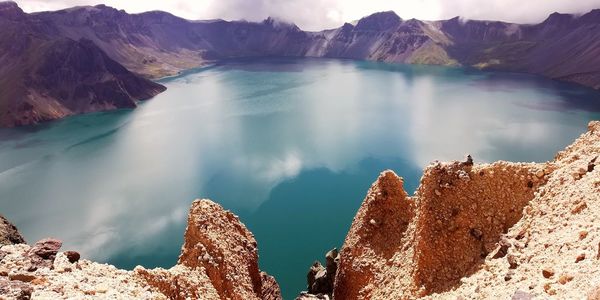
(2, 1), (600, 127)
(0, 1), (166, 127)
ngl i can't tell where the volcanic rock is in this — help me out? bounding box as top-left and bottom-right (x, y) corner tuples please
(0, 215), (25, 246)
(330, 121), (600, 299)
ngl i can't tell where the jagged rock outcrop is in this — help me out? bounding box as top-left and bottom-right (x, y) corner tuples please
(137, 199), (282, 300)
(334, 170), (415, 299)
(0, 199), (281, 299)
(0, 215), (25, 246)
(332, 121), (600, 299)
(299, 248), (339, 299)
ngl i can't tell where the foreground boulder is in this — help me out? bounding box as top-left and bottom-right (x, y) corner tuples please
(333, 121), (600, 299)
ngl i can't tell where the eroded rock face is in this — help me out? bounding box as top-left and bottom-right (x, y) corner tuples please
(413, 160), (548, 293)
(334, 170), (414, 299)
(138, 199), (281, 300)
(303, 248), (339, 298)
(332, 121), (600, 299)
(332, 160), (547, 298)
(0, 215), (25, 246)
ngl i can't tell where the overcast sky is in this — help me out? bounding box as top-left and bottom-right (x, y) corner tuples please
(13, 0), (600, 31)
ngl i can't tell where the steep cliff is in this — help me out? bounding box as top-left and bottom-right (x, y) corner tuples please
(0, 1), (166, 127)
(0, 215), (24, 246)
(331, 121), (600, 299)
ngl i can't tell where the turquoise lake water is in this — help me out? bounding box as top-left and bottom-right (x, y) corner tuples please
(1, 58), (600, 298)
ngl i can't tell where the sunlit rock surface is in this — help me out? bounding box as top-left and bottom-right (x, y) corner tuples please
(0, 199), (281, 299)
(332, 121), (600, 299)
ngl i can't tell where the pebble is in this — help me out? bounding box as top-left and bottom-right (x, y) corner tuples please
(544, 283), (556, 295)
(558, 274), (574, 284)
(507, 254), (519, 269)
(492, 239), (511, 259)
(542, 268), (555, 278)
(571, 202), (587, 214)
(575, 253), (586, 263)
(504, 270), (514, 281)
(64, 251), (81, 263)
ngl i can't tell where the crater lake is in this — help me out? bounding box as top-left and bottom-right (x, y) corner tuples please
(1, 58), (600, 299)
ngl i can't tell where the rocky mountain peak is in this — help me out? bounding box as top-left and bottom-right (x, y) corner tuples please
(0, 1), (25, 19)
(0, 1), (18, 9)
(262, 16), (300, 31)
(92, 4), (118, 11)
(579, 8), (600, 24)
(355, 11), (402, 31)
(542, 11), (574, 25)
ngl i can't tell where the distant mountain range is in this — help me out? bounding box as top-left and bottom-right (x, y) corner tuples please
(1, 1), (600, 127)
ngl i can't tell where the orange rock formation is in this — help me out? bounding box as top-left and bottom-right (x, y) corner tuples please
(333, 121), (600, 299)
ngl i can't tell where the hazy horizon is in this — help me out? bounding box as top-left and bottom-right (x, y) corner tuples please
(10, 0), (600, 31)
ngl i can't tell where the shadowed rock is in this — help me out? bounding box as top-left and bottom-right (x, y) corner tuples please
(26, 238), (62, 269)
(0, 215), (25, 246)
(303, 248), (339, 297)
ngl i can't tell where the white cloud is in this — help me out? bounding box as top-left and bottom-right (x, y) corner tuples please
(12, 0), (600, 31)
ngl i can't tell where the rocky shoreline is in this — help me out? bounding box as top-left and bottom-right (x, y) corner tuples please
(1, 121), (600, 299)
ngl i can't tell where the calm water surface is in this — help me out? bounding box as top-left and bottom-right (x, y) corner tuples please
(1, 58), (600, 298)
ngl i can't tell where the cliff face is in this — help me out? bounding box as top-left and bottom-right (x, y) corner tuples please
(137, 200), (281, 300)
(331, 121), (600, 299)
(0, 215), (24, 247)
(0, 199), (281, 300)
(0, 1), (166, 128)
(26, 6), (600, 90)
